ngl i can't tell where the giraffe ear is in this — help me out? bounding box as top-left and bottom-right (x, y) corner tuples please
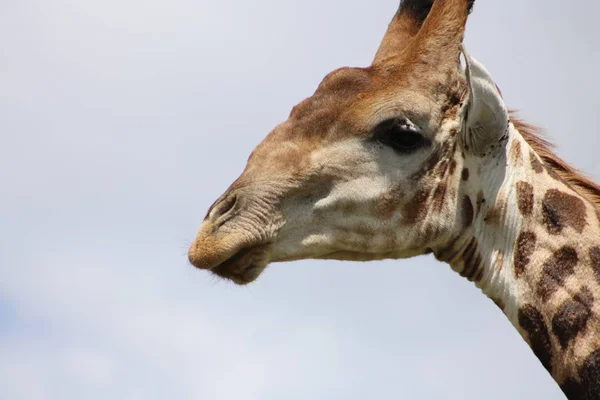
(461, 46), (509, 156)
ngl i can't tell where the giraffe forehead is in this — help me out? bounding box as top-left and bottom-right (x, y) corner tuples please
(286, 66), (433, 141)
(316, 67), (374, 93)
(288, 67), (373, 121)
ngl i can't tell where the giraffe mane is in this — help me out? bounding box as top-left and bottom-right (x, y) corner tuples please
(511, 111), (600, 216)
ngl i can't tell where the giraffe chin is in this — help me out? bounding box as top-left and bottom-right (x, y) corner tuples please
(208, 244), (271, 285)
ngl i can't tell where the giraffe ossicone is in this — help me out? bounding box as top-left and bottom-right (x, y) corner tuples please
(189, 1), (600, 398)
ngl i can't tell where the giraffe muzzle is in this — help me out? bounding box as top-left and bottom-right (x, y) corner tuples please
(188, 189), (277, 284)
(188, 220), (273, 284)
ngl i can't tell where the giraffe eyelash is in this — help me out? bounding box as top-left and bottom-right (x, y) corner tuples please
(373, 118), (429, 154)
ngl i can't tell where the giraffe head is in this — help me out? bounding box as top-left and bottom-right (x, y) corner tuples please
(189, 0), (507, 284)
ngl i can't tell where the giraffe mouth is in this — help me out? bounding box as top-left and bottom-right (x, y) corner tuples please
(208, 244), (271, 285)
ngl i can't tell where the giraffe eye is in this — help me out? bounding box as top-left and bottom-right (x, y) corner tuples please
(374, 118), (427, 153)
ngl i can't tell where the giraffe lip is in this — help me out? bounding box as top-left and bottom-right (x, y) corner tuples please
(210, 244), (271, 285)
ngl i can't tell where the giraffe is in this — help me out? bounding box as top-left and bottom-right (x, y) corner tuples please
(188, 0), (600, 398)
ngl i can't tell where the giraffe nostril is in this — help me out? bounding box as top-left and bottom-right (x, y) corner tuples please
(209, 194), (238, 226)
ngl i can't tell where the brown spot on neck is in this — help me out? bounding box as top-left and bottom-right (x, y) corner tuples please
(551, 287), (594, 349)
(516, 181), (534, 216)
(462, 195), (474, 228)
(461, 168), (470, 181)
(448, 159), (457, 176)
(519, 305), (554, 374)
(537, 246), (579, 303)
(542, 189), (587, 235)
(530, 151), (545, 174)
(514, 231), (536, 279)
(560, 349), (600, 399)
(589, 247), (600, 284)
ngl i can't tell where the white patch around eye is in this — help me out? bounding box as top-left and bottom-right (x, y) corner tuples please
(308, 139), (412, 210)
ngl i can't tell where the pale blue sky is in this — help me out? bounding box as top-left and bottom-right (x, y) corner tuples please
(1, 1), (599, 399)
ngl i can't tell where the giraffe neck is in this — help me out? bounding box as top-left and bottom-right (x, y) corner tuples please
(435, 124), (600, 399)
